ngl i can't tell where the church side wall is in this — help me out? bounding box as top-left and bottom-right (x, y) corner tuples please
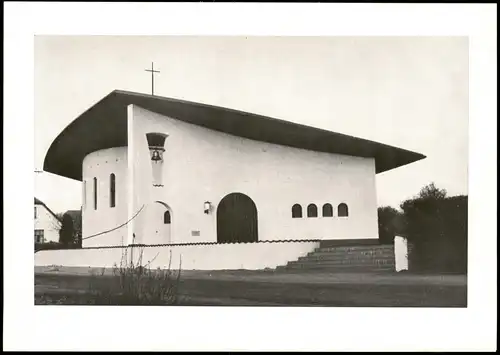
(129, 105), (379, 244)
(82, 147), (129, 247)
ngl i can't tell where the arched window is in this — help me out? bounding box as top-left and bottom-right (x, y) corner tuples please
(93, 177), (97, 210)
(322, 203), (333, 217)
(164, 211), (171, 224)
(338, 203), (349, 217)
(109, 173), (116, 208)
(292, 204), (302, 218)
(307, 204), (318, 218)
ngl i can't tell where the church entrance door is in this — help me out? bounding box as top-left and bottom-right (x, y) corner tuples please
(217, 193), (258, 243)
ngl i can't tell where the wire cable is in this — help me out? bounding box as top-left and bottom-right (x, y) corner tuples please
(82, 204), (145, 241)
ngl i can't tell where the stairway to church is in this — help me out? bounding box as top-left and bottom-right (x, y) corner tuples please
(275, 241), (395, 273)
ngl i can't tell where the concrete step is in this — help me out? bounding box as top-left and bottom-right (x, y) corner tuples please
(275, 269), (395, 274)
(314, 245), (394, 253)
(274, 241), (396, 273)
(288, 260), (395, 268)
(298, 257), (395, 264)
(308, 250), (394, 259)
(305, 250), (394, 258)
(278, 264), (395, 272)
(295, 257), (395, 265)
(284, 265), (395, 271)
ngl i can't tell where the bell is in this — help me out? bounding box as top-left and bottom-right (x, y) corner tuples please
(151, 149), (162, 161)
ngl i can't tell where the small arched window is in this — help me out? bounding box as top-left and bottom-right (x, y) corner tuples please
(338, 203), (349, 217)
(292, 204), (302, 218)
(307, 204), (318, 218)
(93, 177), (98, 210)
(164, 211), (171, 224)
(109, 174), (116, 208)
(322, 203), (333, 217)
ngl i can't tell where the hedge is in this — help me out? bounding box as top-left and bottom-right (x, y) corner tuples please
(402, 195), (467, 274)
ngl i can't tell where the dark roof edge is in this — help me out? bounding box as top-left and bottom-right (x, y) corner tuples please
(114, 89), (427, 164)
(42, 90), (120, 172)
(43, 89), (427, 180)
(115, 89), (427, 165)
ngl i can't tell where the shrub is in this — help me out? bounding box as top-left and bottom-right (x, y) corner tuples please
(378, 206), (405, 244)
(59, 213), (75, 245)
(400, 183), (467, 274)
(87, 247), (182, 305)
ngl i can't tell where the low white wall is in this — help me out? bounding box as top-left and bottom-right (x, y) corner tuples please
(394, 236), (409, 272)
(34, 242), (320, 270)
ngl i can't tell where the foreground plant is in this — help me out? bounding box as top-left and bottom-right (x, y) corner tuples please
(88, 247), (182, 305)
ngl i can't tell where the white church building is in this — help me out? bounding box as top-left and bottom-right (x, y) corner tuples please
(36, 90), (425, 270)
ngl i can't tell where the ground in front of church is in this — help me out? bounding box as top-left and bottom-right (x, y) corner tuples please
(35, 267), (467, 307)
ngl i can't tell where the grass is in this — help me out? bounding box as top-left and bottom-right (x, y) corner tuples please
(91, 248), (181, 305)
(36, 247), (182, 305)
(177, 278), (466, 307)
(35, 268), (467, 307)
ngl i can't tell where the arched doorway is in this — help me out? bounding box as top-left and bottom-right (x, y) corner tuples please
(217, 193), (258, 243)
(151, 201), (172, 244)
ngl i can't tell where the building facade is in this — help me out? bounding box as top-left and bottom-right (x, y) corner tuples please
(34, 197), (61, 244)
(44, 90), (426, 249)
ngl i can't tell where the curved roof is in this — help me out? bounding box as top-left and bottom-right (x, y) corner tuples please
(43, 90), (426, 181)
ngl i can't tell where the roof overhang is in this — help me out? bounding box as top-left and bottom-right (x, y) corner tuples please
(43, 90), (426, 181)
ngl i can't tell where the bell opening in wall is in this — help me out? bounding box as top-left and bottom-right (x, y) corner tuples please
(149, 146), (165, 162)
(146, 133), (168, 187)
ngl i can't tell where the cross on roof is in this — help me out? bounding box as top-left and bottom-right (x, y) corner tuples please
(145, 62), (160, 96)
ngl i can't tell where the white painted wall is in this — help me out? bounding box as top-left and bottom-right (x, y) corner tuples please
(34, 204), (61, 243)
(148, 202), (172, 245)
(82, 147), (129, 248)
(128, 105), (379, 245)
(34, 242), (319, 270)
(79, 105), (379, 247)
(394, 236), (409, 272)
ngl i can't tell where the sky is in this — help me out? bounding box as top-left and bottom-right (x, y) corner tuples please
(34, 35), (469, 214)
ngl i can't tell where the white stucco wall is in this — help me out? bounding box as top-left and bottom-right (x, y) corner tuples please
(79, 104), (379, 247)
(128, 104), (379, 245)
(394, 236), (409, 272)
(82, 147), (129, 247)
(34, 242), (319, 270)
(34, 205), (61, 243)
